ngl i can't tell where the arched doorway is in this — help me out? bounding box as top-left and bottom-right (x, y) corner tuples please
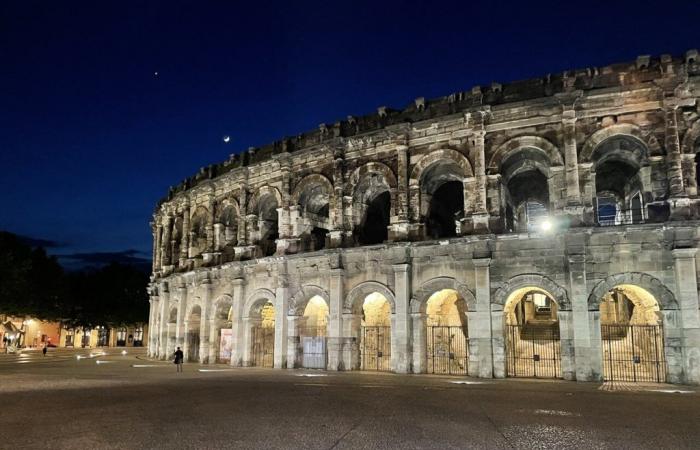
(298, 295), (329, 369)
(250, 301), (275, 368)
(599, 285), (666, 382)
(360, 292), (391, 371)
(426, 289), (469, 375)
(504, 288), (562, 378)
(186, 305), (201, 362)
(213, 301), (233, 363)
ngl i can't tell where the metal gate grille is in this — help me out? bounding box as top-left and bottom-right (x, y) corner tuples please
(299, 326), (327, 369)
(361, 326), (390, 371)
(602, 324), (666, 382)
(506, 325), (561, 378)
(427, 326), (468, 375)
(252, 326), (274, 368)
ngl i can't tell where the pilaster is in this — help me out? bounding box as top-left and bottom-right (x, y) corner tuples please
(672, 248), (700, 384)
(472, 258), (493, 378)
(327, 268), (345, 370)
(230, 278), (246, 366)
(392, 263), (412, 373)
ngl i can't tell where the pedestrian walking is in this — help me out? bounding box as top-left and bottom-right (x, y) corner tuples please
(42, 345), (47, 357)
(173, 346), (184, 372)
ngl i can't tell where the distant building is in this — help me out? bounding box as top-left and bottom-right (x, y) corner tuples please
(0, 315), (61, 351)
(59, 324), (148, 348)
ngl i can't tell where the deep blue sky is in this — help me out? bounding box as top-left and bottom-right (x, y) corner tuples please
(1, 0), (698, 269)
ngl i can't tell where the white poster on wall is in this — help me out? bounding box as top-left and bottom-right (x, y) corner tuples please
(219, 329), (233, 361)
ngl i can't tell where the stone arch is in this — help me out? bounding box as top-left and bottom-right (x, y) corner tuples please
(587, 272), (678, 311)
(409, 148), (474, 187)
(244, 288), (277, 317)
(488, 135), (563, 175)
(215, 197), (240, 222)
(681, 119), (700, 154)
(410, 277), (476, 313)
(213, 294), (233, 320)
(492, 274), (571, 311)
(292, 174), (334, 209)
(288, 285), (331, 316)
(344, 281), (396, 314)
(185, 297), (203, 319)
(348, 162), (398, 193)
(247, 185), (283, 215)
(580, 124), (654, 164)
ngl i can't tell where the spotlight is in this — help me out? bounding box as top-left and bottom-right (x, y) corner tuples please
(540, 220), (553, 232)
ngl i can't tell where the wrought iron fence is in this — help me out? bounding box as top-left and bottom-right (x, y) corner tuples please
(601, 324), (666, 383)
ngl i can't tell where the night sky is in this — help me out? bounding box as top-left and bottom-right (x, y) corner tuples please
(1, 1), (698, 270)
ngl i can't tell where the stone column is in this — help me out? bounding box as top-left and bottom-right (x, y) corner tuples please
(672, 248), (700, 384)
(213, 223), (223, 252)
(472, 258), (494, 378)
(568, 251), (600, 381)
(241, 317), (258, 366)
(199, 281), (212, 364)
(147, 297), (156, 357)
(396, 145), (409, 223)
(175, 284), (188, 351)
(473, 129), (487, 214)
(154, 224), (163, 271)
(205, 199), (215, 252)
(158, 286), (169, 359)
(230, 279), (246, 366)
(160, 216), (172, 267)
(238, 185), (248, 246)
(274, 278), (290, 369)
(286, 316), (300, 369)
(392, 263), (412, 373)
(327, 269), (345, 370)
(557, 310), (576, 380)
(207, 317), (218, 364)
(562, 110), (581, 205)
(180, 208), (190, 266)
(329, 151), (346, 248)
(665, 102), (685, 198)
(411, 313), (427, 374)
(342, 313), (361, 370)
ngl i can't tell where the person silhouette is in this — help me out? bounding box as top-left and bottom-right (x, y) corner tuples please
(173, 347), (184, 372)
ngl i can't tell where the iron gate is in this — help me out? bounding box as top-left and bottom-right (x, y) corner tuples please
(187, 330), (200, 362)
(361, 326), (391, 371)
(427, 326), (469, 375)
(252, 326), (275, 368)
(506, 325), (561, 378)
(299, 326), (327, 369)
(602, 324), (666, 383)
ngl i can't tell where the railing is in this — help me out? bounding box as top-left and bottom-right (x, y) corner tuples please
(596, 208), (645, 227)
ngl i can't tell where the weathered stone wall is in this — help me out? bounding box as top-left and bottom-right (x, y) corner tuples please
(147, 52), (700, 385)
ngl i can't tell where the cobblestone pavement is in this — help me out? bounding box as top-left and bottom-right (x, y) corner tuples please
(0, 348), (698, 449)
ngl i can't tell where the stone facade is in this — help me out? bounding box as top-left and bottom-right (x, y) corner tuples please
(147, 52), (700, 385)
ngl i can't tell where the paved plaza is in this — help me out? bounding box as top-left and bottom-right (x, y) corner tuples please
(0, 348), (698, 449)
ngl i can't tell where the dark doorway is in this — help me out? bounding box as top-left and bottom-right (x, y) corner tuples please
(358, 191), (390, 245)
(426, 181), (463, 239)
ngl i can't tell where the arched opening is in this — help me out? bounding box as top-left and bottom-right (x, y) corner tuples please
(171, 217), (183, 265)
(504, 288), (561, 379)
(354, 173), (391, 246)
(216, 205), (238, 261)
(501, 149), (550, 233)
(599, 285), (666, 382)
(592, 136), (650, 226)
(213, 301), (233, 363)
(256, 196), (279, 257)
(360, 292), (391, 371)
(296, 181), (331, 251)
(420, 161), (465, 239)
(298, 295), (329, 369)
(186, 305), (201, 362)
(189, 206), (209, 258)
(425, 289), (468, 374)
(250, 300), (275, 367)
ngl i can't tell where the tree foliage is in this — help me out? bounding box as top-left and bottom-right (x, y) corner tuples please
(0, 231), (149, 327)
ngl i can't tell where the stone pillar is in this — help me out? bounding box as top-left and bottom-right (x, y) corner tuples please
(286, 316), (300, 369)
(392, 263), (412, 373)
(342, 313), (361, 370)
(274, 279), (290, 369)
(562, 110), (581, 205)
(207, 317), (218, 364)
(238, 185), (248, 245)
(154, 224), (163, 270)
(160, 216), (172, 267)
(147, 297), (156, 357)
(411, 313), (427, 374)
(672, 248), (700, 384)
(241, 317), (258, 366)
(472, 258), (494, 378)
(180, 208), (190, 266)
(568, 251), (600, 381)
(665, 102), (685, 198)
(396, 145), (409, 223)
(557, 310), (576, 380)
(158, 286), (169, 358)
(473, 129), (487, 214)
(230, 279), (246, 367)
(327, 269), (345, 370)
(213, 223), (223, 252)
(199, 281), (212, 364)
(175, 285), (188, 351)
